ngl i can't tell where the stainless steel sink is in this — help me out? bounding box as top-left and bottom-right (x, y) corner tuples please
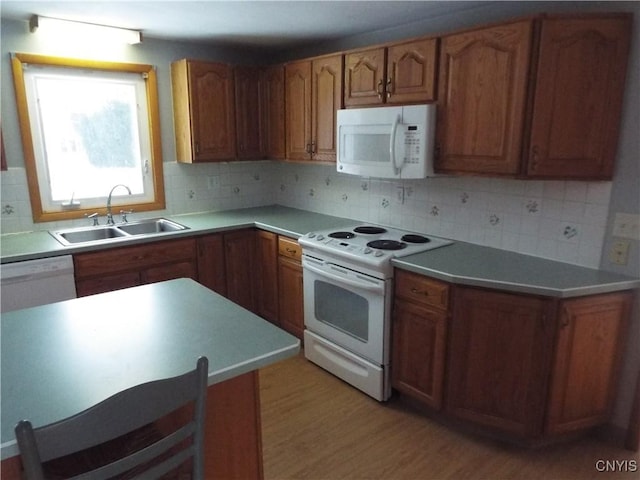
(117, 218), (187, 235)
(50, 218), (189, 246)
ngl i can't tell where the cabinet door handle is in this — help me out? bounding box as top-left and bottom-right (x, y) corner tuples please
(530, 145), (540, 171)
(386, 78), (392, 98)
(561, 307), (570, 328)
(376, 79), (384, 99)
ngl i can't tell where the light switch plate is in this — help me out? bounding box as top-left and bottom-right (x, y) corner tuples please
(612, 213), (640, 240)
(609, 239), (630, 265)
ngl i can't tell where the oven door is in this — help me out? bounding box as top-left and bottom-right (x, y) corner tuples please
(302, 255), (390, 365)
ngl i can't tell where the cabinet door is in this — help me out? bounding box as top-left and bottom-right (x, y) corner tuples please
(234, 66), (264, 159)
(392, 300), (447, 409)
(344, 47), (386, 107)
(76, 271), (141, 297)
(256, 230), (279, 324)
(262, 65), (286, 159)
(224, 229), (257, 312)
(278, 256), (304, 339)
(386, 38), (438, 104)
(446, 287), (555, 438)
(285, 61), (312, 160)
(311, 54), (343, 162)
(142, 261), (198, 284)
(197, 234), (227, 296)
(189, 61), (236, 161)
(436, 21), (533, 175)
(527, 16), (632, 179)
(546, 292), (632, 435)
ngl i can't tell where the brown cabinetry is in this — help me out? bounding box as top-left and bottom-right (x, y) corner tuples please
(74, 238), (198, 296)
(344, 38), (437, 107)
(223, 229), (257, 312)
(256, 230), (279, 323)
(234, 66), (264, 160)
(436, 14), (631, 179)
(446, 286), (555, 438)
(277, 236), (304, 339)
(196, 234), (227, 296)
(545, 292), (632, 435)
(171, 59), (236, 162)
(262, 65), (286, 159)
(285, 54), (343, 162)
(392, 270), (449, 409)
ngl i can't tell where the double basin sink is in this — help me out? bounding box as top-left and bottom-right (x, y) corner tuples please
(50, 218), (189, 246)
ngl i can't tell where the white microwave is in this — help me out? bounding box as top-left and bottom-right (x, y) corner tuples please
(336, 104), (436, 179)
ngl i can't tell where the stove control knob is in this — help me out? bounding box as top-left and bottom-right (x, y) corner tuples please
(317, 234), (325, 241)
(308, 232), (316, 239)
(374, 251), (384, 257)
(363, 247), (372, 254)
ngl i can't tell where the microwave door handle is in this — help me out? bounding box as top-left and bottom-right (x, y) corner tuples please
(390, 115), (401, 175)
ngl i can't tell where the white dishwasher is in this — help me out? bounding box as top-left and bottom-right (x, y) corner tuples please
(1, 255), (77, 313)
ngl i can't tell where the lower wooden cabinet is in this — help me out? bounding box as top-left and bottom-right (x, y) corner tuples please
(445, 287), (556, 438)
(74, 238), (198, 297)
(223, 229), (257, 312)
(391, 271), (634, 443)
(277, 236), (304, 339)
(545, 292), (633, 435)
(256, 230), (279, 323)
(392, 270), (449, 409)
(196, 234), (227, 296)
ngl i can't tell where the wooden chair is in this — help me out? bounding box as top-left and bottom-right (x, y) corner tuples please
(14, 356), (208, 480)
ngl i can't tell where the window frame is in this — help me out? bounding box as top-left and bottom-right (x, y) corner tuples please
(11, 53), (165, 223)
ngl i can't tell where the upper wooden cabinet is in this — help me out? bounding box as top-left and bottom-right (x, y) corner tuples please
(172, 59), (237, 162)
(344, 38), (437, 107)
(262, 65), (286, 159)
(526, 16), (632, 178)
(234, 66), (264, 160)
(436, 20), (534, 175)
(436, 14), (631, 179)
(285, 54), (343, 162)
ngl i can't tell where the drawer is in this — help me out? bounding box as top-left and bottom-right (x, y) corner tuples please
(395, 269), (449, 310)
(278, 236), (301, 261)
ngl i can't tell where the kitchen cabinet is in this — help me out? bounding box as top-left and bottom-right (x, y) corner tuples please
(277, 236), (304, 339)
(256, 230), (279, 324)
(526, 15), (631, 178)
(74, 238), (198, 296)
(197, 234), (227, 296)
(223, 229), (257, 312)
(234, 66), (264, 160)
(262, 65), (286, 159)
(436, 14), (631, 179)
(171, 59), (236, 162)
(436, 20), (533, 175)
(285, 54), (343, 162)
(392, 270), (449, 409)
(344, 38), (437, 107)
(446, 286), (555, 438)
(545, 292), (632, 435)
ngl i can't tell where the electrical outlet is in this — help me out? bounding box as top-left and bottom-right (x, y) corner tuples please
(609, 239), (630, 265)
(612, 213), (640, 240)
(395, 186), (405, 205)
(207, 176), (220, 189)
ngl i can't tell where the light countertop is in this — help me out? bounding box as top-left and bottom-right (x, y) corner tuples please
(1, 204), (638, 297)
(0, 278), (300, 459)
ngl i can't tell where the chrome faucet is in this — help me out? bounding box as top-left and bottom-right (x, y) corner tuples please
(106, 184), (132, 225)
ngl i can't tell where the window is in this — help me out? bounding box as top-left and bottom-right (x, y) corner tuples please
(11, 53), (164, 222)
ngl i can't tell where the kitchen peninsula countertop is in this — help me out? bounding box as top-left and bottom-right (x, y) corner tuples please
(0, 278), (300, 460)
(1, 204), (638, 298)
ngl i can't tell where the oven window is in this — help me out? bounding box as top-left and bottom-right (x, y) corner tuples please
(314, 280), (369, 342)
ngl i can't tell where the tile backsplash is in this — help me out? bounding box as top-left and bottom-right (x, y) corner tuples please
(1, 161), (611, 268)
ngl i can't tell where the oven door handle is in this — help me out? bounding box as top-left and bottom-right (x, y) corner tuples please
(303, 260), (384, 293)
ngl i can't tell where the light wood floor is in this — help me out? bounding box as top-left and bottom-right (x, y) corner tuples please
(259, 353), (639, 480)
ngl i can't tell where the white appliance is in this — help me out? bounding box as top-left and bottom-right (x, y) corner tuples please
(299, 224), (451, 401)
(1, 255), (77, 312)
(336, 104), (436, 179)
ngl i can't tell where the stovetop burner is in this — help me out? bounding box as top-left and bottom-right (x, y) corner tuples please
(401, 234), (430, 244)
(354, 226), (387, 235)
(367, 240), (407, 251)
(329, 231), (356, 239)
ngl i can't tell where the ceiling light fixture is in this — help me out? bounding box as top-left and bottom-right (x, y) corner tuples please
(29, 15), (142, 45)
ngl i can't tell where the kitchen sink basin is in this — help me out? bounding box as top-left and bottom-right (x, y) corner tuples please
(117, 218), (187, 235)
(50, 218), (189, 246)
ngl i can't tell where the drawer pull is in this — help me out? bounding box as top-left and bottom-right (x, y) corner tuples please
(286, 248), (297, 255)
(411, 287), (428, 296)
